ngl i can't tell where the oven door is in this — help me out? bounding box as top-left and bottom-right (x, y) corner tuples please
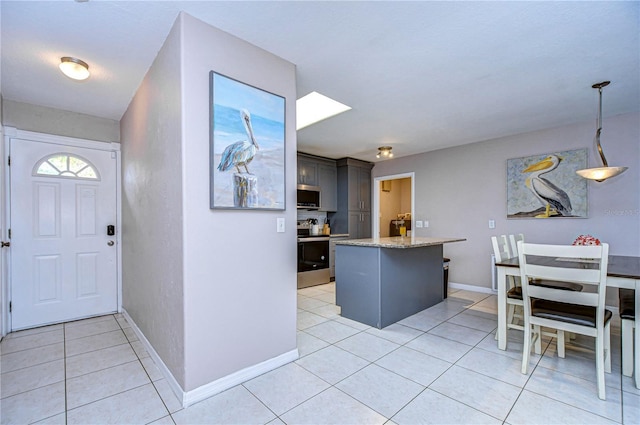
(298, 238), (329, 272)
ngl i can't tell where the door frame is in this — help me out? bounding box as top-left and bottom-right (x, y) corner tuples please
(2, 127), (122, 335)
(372, 172), (415, 238)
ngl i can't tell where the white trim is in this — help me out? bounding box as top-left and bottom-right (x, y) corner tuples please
(184, 348), (299, 407)
(3, 127), (120, 152)
(449, 281), (495, 294)
(372, 172), (415, 238)
(122, 308), (299, 408)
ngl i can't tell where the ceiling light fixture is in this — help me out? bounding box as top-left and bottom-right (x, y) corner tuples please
(576, 81), (627, 182)
(376, 146), (393, 159)
(59, 56), (90, 80)
(296, 91), (351, 130)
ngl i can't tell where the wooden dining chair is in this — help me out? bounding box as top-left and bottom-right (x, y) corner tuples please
(492, 235), (580, 354)
(518, 241), (611, 400)
(619, 289), (636, 377)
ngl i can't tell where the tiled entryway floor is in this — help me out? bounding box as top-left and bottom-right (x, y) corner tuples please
(1, 283), (638, 424)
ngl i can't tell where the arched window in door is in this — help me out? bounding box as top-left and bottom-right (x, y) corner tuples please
(33, 153), (100, 180)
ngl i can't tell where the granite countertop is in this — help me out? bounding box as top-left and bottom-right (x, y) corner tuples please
(335, 236), (466, 248)
(329, 233), (350, 238)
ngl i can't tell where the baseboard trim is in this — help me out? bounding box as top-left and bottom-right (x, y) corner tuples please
(184, 348), (299, 407)
(449, 281), (494, 294)
(121, 309), (299, 408)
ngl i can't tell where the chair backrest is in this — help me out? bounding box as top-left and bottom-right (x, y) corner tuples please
(517, 241), (609, 321)
(509, 233), (525, 257)
(491, 235), (512, 262)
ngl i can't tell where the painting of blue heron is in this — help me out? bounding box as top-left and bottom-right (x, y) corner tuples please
(507, 148), (587, 219)
(210, 72), (286, 210)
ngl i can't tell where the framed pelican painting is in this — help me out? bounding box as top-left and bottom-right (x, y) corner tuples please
(210, 71), (286, 210)
(507, 148), (588, 219)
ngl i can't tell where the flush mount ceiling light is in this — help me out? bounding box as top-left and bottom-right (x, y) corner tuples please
(376, 146), (393, 159)
(576, 81), (627, 182)
(296, 91), (351, 130)
(59, 56), (90, 80)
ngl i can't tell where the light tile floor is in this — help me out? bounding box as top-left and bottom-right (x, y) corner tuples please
(1, 284), (638, 424)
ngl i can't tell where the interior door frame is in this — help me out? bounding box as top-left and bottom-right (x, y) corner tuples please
(1, 127), (122, 335)
(372, 172), (415, 238)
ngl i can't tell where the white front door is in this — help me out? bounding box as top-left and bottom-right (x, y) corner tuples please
(10, 138), (118, 330)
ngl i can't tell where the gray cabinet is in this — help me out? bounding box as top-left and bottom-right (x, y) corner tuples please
(318, 163), (337, 212)
(333, 158), (374, 239)
(297, 153), (337, 212)
(297, 158), (318, 186)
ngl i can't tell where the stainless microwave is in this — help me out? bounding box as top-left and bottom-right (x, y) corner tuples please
(297, 184), (321, 209)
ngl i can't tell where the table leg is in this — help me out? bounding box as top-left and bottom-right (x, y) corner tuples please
(497, 267), (507, 350)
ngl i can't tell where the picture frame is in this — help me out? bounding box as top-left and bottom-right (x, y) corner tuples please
(210, 72), (286, 210)
(507, 148), (588, 219)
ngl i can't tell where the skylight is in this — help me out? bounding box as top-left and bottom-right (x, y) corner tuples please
(296, 91), (351, 130)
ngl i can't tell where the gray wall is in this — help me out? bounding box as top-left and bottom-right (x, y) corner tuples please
(120, 13), (298, 393)
(180, 13), (297, 391)
(373, 112), (640, 290)
(1, 99), (120, 142)
(120, 18), (185, 386)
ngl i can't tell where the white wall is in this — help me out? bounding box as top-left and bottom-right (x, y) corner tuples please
(121, 13), (297, 394)
(180, 13), (297, 391)
(120, 18), (185, 386)
(1, 99), (120, 143)
(373, 112), (640, 290)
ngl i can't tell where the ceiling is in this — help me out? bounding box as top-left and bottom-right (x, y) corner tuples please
(1, 1), (639, 162)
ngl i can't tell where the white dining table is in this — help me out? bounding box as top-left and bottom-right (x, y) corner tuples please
(495, 254), (640, 389)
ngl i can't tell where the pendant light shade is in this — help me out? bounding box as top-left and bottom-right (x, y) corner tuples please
(59, 57), (90, 80)
(576, 81), (627, 182)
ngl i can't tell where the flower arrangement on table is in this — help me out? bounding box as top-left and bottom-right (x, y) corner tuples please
(573, 234), (601, 246)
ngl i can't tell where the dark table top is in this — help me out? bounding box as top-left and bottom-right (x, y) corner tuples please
(495, 255), (640, 280)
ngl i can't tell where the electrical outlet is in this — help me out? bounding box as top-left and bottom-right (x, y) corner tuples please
(277, 217), (285, 233)
(415, 220), (423, 228)
(424, 220), (429, 228)
(489, 219), (495, 229)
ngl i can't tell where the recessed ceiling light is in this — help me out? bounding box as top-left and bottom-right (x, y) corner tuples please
(296, 91), (351, 130)
(59, 57), (90, 80)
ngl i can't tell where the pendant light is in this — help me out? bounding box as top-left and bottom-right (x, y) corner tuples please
(576, 81), (627, 182)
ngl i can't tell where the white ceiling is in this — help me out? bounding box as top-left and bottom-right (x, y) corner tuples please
(1, 1), (639, 161)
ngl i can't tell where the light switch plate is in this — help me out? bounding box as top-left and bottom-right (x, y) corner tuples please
(489, 219), (495, 229)
(424, 220), (429, 228)
(415, 220), (423, 228)
(277, 217), (285, 233)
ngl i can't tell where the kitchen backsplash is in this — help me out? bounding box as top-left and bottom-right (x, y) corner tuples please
(297, 210), (328, 224)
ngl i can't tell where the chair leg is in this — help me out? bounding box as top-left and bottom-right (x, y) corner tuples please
(596, 328), (606, 400)
(622, 319), (634, 377)
(522, 323), (532, 374)
(557, 330), (565, 358)
(604, 322), (611, 374)
(507, 304), (516, 325)
(534, 325), (542, 355)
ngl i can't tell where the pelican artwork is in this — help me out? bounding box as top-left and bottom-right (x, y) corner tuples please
(217, 109), (259, 174)
(522, 154), (572, 218)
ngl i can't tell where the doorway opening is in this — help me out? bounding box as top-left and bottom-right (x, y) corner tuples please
(373, 173), (414, 238)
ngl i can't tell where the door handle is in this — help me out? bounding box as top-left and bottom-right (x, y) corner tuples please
(1, 241), (9, 248)
(107, 241), (115, 246)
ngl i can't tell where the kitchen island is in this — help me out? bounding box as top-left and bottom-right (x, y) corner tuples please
(335, 236), (465, 328)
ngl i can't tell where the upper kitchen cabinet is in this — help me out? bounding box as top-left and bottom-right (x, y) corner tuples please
(297, 153), (337, 212)
(318, 163), (337, 211)
(334, 158), (374, 238)
(297, 156), (318, 186)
